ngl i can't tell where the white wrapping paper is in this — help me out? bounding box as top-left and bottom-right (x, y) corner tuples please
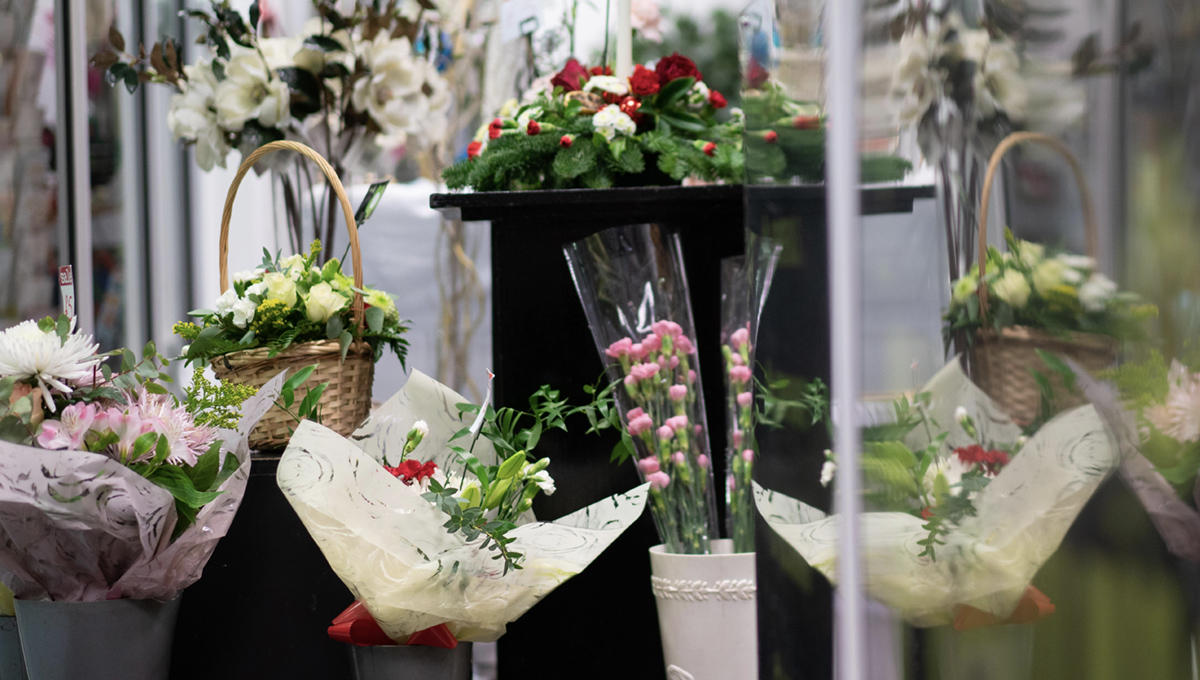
(0, 372), (285, 602)
(755, 361), (1119, 627)
(277, 371), (649, 642)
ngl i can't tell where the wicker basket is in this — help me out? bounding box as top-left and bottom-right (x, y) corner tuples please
(212, 140), (373, 451)
(970, 132), (1118, 426)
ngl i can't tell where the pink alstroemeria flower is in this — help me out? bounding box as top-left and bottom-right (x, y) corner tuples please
(37, 402), (98, 450)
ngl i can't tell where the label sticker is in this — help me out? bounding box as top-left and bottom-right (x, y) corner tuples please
(58, 265), (75, 318)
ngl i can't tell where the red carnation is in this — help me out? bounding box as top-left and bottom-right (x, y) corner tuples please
(560, 134), (574, 148)
(703, 142), (716, 156)
(488, 118), (503, 139)
(709, 89), (727, 109)
(655, 52), (702, 86)
(954, 445), (1010, 475)
(619, 96), (644, 123)
(602, 91), (624, 105)
(589, 65), (613, 76)
(384, 459), (439, 486)
(629, 64), (660, 96)
(551, 58), (590, 92)
(793, 115), (820, 130)
(526, 119), (541, 135)
(467, 141), (483, 160)
(763, 130), (778, 143)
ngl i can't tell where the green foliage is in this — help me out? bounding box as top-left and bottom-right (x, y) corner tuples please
(184, 371), (256, 430)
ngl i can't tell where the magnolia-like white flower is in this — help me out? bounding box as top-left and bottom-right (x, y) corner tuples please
(167, 60), (230, 171)
(992, 269), (1031, 309)
(0, 319), (100, 412)
(1079, 273), (1117, 312)
(521, 75), (554, 104)
(892, 26), (941, 127)
(263, 272), (298, 308)
(352, 34), (425, 138)
(304, 282), (347, 323)
(529, 469), (556, 496)
(592, 104), (637, 142)
(214, 288), (240, 316)
(585, 76), (630, 97)
(819, 459), (836, 487)
(631, 0), (663, 42)
(231, 298), (257, 329)
(1146, 361), (1200, 443)
(1031, 259), (1066, 295)
(968, 33), (1027, 123)
(214, 49), (291, 132)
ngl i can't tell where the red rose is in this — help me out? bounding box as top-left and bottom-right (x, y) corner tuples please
(702, 142), (716, 156)
(560, 134), (574, 148)
(526, 119), (541, 135)
(589, 65), (613, 76)
(709, 89), (727, 109)
(629, 64), (660, 96)
(793, 115), (820, 130)
(551, 58), (589, 92)
(744, 59), (769, 89)
(656, 52), (702, 86)
(619, 96), (644, 123)
(467, 141), (483, 159)
(763, 130), (778, 143)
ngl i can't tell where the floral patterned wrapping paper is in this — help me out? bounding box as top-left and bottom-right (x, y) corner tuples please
(0, 372), (284, 602)
(276, 371), (648, 642)
(754, 361), (1120, 627)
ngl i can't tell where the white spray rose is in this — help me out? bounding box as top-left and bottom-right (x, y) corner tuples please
(214, 289), (240, 316)
(231, 298), (257, 329)
(214, 50), (291, 131)
(262, 272), (298, 308)
(1031, 259), (1066, 295)
(592, 105), (637, 142)
(992, 269), (1031, 309)
(304, 282), (347, 323)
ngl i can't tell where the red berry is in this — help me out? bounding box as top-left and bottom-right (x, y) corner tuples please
(703, 142), (716, 156)
(764, 130), (778, 143)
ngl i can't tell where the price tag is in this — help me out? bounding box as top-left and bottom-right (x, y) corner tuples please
(500, 0), (540, 43)
(354, 180), (390, 227)
(58, 265), (75, 318)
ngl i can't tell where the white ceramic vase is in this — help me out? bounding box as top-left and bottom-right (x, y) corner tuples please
(649, 539), (757, 680)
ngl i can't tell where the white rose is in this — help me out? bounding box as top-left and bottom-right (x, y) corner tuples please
(214, 49), (291, 132)
(262, 272), (298, 308)
(1079, 273), (1117, 312)
(214, 289), (240, 316)
(231, 298), (256, 329)
(304, 282), (347, 323)
(246, 282), (267, 297)
(1016, 240), (1045, 267)
(592, 104), (637, 142)
(585, 76), (630, 97)
(167, 60), (230, 171)
(280, 254), (306, 279)
(1031, 259), (1066, 295)
(991, 269), (1031, 309)
(232, 268), (264, 283)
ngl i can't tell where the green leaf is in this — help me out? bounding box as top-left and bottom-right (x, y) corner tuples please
(132, 432), (159, 462)
(190, 441), (221, 492)
(57, 315), (71, 343)
(149, 433), (171, 467)
(326, 315), (344, 340)
(143, 340), (157, 359)
(656, 76), (695, 107)
(277, 67), (322, 118)
(147, 466), (223, 510)
(143, 381), (169, 395)
(303, 35), (344, 52)
(338, 330), (353, 362)
(239, 329), (256, 345)
(188, 308), (215, 317)
(249, 0), (261, 31)
(121, 348), (136, 372)
(297, 383), (327, 420)
(365, 306), (384, 334)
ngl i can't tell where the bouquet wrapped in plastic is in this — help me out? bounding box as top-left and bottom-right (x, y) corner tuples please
(277, 371), (648, 642)
(755, 360), (1119, 628)
(565, 223), (718, 555)
(0, 316), (281, 603)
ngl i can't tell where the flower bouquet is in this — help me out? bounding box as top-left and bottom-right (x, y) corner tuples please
(176, 140), (408, 451)
(443, 53), (743, 191)
(277, 370), (647, 653)
(94, 0), (452, 257)
(756, 359), (1119, 629)
(943, 133), (1155, 425)
(0, 315), (281, 679)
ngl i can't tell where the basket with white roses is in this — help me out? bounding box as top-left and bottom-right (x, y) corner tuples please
(943, 133), (1154, 425)
(176, 141), (408, 451)
(443, 53), (743, 191)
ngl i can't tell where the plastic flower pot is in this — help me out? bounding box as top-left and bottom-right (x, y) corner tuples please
(14, 596), (181, 680)
(0, 616), (26, 680)
(649, 539), (757, 679)
(348, 642), (472, 680)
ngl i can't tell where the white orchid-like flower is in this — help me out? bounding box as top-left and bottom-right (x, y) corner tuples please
(167, 59), (230, 171)
(214, 49), (291, 132)
(0, 318), (100, 412)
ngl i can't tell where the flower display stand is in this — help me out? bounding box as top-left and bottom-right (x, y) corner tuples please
(432, 184), (934, 680)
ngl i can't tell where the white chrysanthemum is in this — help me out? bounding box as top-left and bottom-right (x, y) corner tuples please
(0, 319), (100, 412)
(592, 105), (637, 142)
(1146, 361), (1200, 443)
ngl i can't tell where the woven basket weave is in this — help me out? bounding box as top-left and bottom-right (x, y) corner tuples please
(212, 140), (373, 451)
(971, 132), (1118, 426)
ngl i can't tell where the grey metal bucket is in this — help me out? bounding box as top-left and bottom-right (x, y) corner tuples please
(14, 596), (181, 680)
(349, 642), (473, 680)
(0, 616), (26, 680)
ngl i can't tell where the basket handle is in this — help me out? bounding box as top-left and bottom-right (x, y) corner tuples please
(977, 131), (1097, 320)
(218, 140), (364, 328)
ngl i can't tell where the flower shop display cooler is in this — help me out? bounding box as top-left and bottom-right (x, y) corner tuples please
(431, 184), (935, 680)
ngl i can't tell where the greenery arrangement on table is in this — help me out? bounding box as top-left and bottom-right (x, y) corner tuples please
(943, 230), (1155, 348)
(443, 53), (743, 191)
(174, 242), (408, 367)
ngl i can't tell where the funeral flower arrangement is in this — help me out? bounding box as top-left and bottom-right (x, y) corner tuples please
(0, 315), (280, 602)
(443, 53), (743, 191)
(174, 242), (408, 367)
(943, 231), (1154, 347)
